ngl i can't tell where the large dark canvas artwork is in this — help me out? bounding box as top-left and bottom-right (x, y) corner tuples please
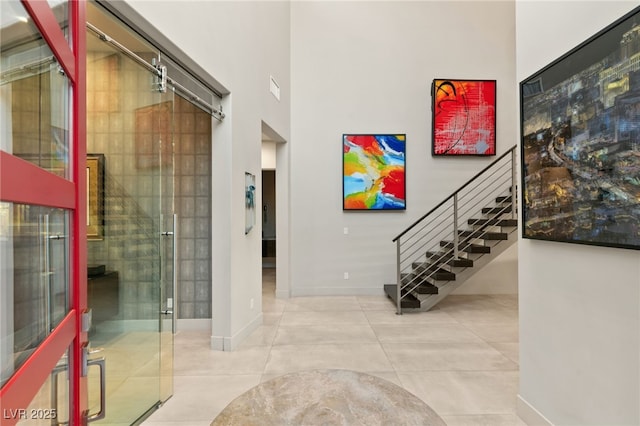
(520, 6), (640, 250)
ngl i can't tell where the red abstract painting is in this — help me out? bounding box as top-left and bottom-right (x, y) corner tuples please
(432, 79), (496, 156)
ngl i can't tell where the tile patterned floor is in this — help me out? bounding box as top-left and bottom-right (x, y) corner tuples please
(143, 268), (524, 425)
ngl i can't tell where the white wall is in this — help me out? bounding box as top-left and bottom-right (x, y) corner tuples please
(290, 1), (517, 296)
(125, 1), (291, 349)
(516, 2), (640, 425)
(262, 141), (277, 170)
(124, 0), (518, 351)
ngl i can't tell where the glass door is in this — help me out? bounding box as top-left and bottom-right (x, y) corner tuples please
(85, 2), (175, 421)
(159, 113), (175, 403)
(0, 0), (88, 423)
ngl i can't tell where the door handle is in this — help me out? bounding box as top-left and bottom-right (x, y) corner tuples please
(161, 310), (173, 315)
(172, 214), (177, 333)
(87, 357), (106, 422)
(50, 362), (69, 425)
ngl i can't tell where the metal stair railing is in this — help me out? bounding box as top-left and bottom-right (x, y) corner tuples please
(392, 145), (517, 314)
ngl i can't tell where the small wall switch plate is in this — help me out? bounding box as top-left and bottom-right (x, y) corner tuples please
(343, 227), (349, 235)
(250, 298), (254, 309)
(343, 272), (349, 280)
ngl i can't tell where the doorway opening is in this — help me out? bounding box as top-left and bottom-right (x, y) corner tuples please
(261, 121), (288, 302)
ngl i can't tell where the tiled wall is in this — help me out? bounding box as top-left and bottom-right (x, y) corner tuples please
(174, 97), (212, 319)
(87, 49), (212, 320)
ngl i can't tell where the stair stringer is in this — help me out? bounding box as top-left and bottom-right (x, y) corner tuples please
(414, 225), (518, 311)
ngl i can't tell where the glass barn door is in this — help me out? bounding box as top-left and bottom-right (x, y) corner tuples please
(85, 4), (175, 421)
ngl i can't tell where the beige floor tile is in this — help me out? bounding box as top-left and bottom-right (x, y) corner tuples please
(384, 342), (518, 372)
(273, 324), (378, 345)
(98, 377), (161, 423)
(259, 372), (288, 383)
(442, 413), (527, 425)
(279, 310), (369, 326)
(356, 295), (397, 311)
(283, 296), (362, 311)
(363, 371), (403, 387)
(141, 283), (520, 425)
(440, 305), (518, 324)
(174, 331), (211, 347)
(142, 375), (261, 423)
(372, 323), (485, 343)
(264, 343), (393, 374)
(173, 345), (271, 375)
(100, 347), (158, 377)
(364, 308), (458, 325)
(489, 342), (519, 365)
(397, 371), (519, 416)
(262, 296), (286, 313)
(237, 325), (278, 347)
(262, 311), (282, 326)
(463, 322), (519, 343)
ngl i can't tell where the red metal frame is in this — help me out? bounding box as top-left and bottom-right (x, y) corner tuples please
(0, 1), (87, 424)
(0, 153), (75, 209)
(0, 313), (76, 425)
(71, 0), (88, 423)
(21, 0), (76, 84)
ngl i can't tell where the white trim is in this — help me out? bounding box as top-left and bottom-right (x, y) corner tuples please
(176, 318), (210, 332)
(210, 313), (263, 351)
(517, 395), (554, 426)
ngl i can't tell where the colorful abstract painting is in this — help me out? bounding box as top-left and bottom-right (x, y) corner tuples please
(432, 79), (496, 156)
(343, 134), (406, 210)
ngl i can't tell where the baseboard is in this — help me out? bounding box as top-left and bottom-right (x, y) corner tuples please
(517, 395), (554, 426)
(177, 318), (211, 331)
(275, 288), (290, 299)
(210, 312), (263, 351)
(290, 287), (386, 297)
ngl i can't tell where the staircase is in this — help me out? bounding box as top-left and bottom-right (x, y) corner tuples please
(384, 145), (518, 313)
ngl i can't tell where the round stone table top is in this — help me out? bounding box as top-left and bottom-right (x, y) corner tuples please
(211, 369), (446, 426)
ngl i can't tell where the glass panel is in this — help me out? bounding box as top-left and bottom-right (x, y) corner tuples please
(0, 203), (69, 387)
(47, 1), (70, 41)
(16, 348), (69, 425)
(86, 2), (173, 420)
(6, 348), (70, 425)
(159, 112), (175, 403)
(0, 0), (71, 179)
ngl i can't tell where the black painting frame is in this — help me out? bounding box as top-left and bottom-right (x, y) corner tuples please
(520, 6), (640, 250)
(432, 79), (497, 156)
(342, 134), (407, 211)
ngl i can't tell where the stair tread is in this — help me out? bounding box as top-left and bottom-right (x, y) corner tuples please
(407, 263), (456, 275)
(425, 252), (474, 267)
(459, 230), (508, 240)
(468, 218), (518, 227)
(482, 206), (513, 214)
(495, 195), (516, 203)
(439, 241), (491, 253)
(384, 284), (421, 308)
(412, 283), (439, 294)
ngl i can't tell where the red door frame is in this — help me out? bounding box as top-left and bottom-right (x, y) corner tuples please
(0, 1), (87, 424)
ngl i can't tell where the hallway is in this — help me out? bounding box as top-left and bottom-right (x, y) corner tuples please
(143, 269), (522, 425)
